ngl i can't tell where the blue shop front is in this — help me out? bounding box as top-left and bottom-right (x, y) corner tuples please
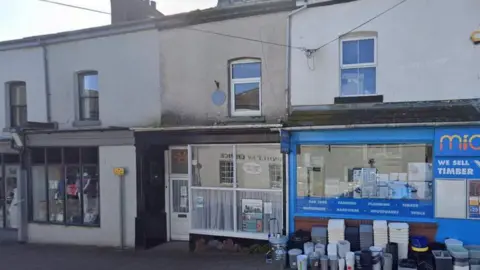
(286, 126), (480, 244)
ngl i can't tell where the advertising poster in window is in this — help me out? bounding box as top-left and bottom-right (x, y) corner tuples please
(241, 199), (263, 233)
(468, 180), (480, 219)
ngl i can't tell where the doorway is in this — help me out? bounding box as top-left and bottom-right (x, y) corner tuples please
(167, 147), (189, 241)
(0, 154), (20, 242)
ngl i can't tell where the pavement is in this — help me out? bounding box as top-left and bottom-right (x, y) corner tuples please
(0, 242), (274, 270)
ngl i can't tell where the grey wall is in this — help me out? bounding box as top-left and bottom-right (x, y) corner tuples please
(158, 11), (288, 125)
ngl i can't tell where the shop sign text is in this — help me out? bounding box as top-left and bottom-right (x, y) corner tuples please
(435, 129), (480, 156)
(296, 197), (433, 218)
(434, 158), (480, 179)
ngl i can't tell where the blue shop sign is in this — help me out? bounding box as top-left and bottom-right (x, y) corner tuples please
(296, 197), (433, 218)
(280, 130), (290, 154)
(434, 157), (480, 179)
(435, 128), (480, 156)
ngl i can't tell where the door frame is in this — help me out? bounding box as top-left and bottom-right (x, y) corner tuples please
(166, 146), (189, 241)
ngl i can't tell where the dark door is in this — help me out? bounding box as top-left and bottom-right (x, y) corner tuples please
(135, 145), (167, 249)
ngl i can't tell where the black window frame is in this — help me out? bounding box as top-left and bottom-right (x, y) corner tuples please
(8, 81), (27, 127)
(28, 147), (100, 227)
(78, 71), (99, 121)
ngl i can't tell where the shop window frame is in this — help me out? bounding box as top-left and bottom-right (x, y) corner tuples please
(27, 147), (100, 227)
(288, 128), (436, 233)
(189, 143), (283, 240)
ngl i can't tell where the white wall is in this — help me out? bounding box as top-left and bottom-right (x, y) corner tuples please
(47, 30), (161, 128)
(290, 0), (480, 106)
(0, 47), (48, 129)
(28, 145), (137, 247)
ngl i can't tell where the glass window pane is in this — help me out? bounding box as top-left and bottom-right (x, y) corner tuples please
(80, 73), (99, 96)
(296, 144), (433, 200)
(236, 145), (283, 189)
(48, 166), (64, 223)
(31, 148), (45, 165)
(232, 62), (261, 79)
(359, 39), (375, 63)
(5, 165), (19, 228)
(191, 189), (234, 231)
(31, 165), (47, 222)
(65, 166), (81, 224)
(341, 68), (376, 96)
(82, 166), (99, 225)
(170, 149), (188, 174)
(79, 72), (99, 121)
(9, 83), (26, 106)
(47, 148), (62, 164)
(341, 68), (360, 96)
(237, 191), (282, 233)
(80, 97), (99, 121)
(191, 146), (233, 188)
(81, 147), (98, 164)
(342, 40), (359, 65)
(64, 148), (80, 164)
(359, 67), (376, 95)
(234, 82), (260, 111)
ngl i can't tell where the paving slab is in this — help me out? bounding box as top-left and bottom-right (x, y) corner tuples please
(0, 242), (275, 270)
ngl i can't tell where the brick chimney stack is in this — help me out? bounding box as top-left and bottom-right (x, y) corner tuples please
(110, 0), (163, 24)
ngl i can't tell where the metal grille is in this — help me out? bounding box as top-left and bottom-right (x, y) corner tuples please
(269, 164), (282, 189)
(219, 160), (234, 186)
(172, 179), (189, 213)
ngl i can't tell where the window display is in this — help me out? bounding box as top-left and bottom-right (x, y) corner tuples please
(191, 144), (283, 235)
(30, 147), (100, 226)
(296, 144), (434, 218)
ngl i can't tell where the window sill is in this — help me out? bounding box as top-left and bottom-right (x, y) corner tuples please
(29, 220), (100, 228)
(225, 115), (265, 123)
(334, 95), (383, 104)
(73, 120), (102, 127)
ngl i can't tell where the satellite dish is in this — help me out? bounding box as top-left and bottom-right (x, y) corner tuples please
(211, 89), (226, 106)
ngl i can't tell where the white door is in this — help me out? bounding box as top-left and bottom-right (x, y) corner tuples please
(169, 177), (189, 240)
(168, 147), (190, 241)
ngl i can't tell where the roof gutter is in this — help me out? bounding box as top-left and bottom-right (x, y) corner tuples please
(285, 3), (308, 118)
(132, 124), (283, 132)
(274, 121), (480, 131)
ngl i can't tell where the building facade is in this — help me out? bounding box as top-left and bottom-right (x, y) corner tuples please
(285, 0), (480, 247)
(0, 0), (293, 248)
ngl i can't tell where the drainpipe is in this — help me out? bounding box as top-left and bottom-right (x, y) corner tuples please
(40, 40), (52, 122)
(285, 3), (308, 118)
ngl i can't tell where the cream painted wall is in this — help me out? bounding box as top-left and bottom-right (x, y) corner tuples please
(28, 145), (137, 247)
(290, 0), (480, 106)
(47, 30), (161, 129)
(0, 47), (48, 130)
(159, 12), (288, 124)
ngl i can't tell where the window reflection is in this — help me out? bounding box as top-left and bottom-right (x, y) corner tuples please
(296, 144), (433, 201)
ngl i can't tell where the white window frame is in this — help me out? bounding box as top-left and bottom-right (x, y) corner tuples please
(340, 36), (377, 97)
(188, 143), (283, 240)
(230, 59), (262, 117)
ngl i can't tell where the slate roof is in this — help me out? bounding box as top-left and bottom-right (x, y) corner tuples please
(287, 99), (480, 126)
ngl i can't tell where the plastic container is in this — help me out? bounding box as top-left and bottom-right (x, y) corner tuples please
(328, 243), (338, 256)
(384, 253), (393, 270)
(320, 255), (329, 270)
(470, 258), (480, 270)
(297, 254), (308, 270)
(315, 243), (325, 255)
(465, 245), (480, 259)
(448, 246), (469, 259)
(338, 240), (351, 258)
(329, 255), (339, 270)
(288, 249), (302, 269)
(312, 226), (328, 245)
(309, 252), (320, 270)
(346, 252), (355, 270)
(304, 242), (315, 256)
(339, 258), (345, 270)
(432, 250), (453, 270)
(445, 239), (463, 248)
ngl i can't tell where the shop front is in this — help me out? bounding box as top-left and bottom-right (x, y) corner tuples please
(134, 125), (286, 250)
(287, 127), (438, 241)
(286, 125), (480, 245)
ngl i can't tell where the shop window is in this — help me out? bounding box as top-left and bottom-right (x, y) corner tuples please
(296, 144), (433, 200)
(191, 145), (283, 235)
(219, 160), (234, 186)
(230, 59), (262, 117)
(29, 147), (100, 226)
(269, 164), (283, 189)
(340, 37), (376, 96)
